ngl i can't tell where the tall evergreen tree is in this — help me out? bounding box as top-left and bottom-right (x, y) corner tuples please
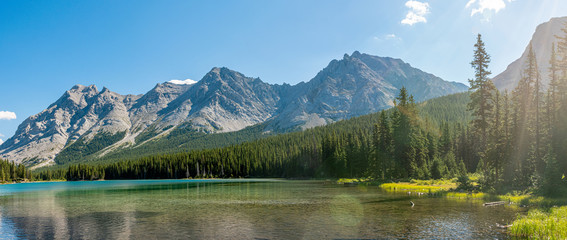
(439, 122), (452, 155)
(468, 33), (496, 167)
(392, 87), (409, 177)
(373, 110), (392, 179)
(485, 90), (508, 186)
(556, 22), (567, 93)
(553, 23), (567, 177)
(510, 44), (540, 187)
(392, 87), (419, 178)
(532, 47), (545, 176)
(547, 43), (560, 126)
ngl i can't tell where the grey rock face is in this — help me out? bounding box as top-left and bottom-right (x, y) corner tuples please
(129, 82), (190, 132)
(269, 51), (467, 130)
(0, 52), (467, 166)
(159, 67), (280, 132)
(0, 85), (132, 166)
(493, 17), (567, 91)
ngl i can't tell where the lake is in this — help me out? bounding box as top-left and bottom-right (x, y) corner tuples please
(0, 179), (521, 239)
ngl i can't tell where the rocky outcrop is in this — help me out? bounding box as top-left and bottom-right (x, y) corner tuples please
(158, 67), (280, 132)
(0, 85), (133, 166)
(269, 51), (467, 130)
(493, 17), (567, 91)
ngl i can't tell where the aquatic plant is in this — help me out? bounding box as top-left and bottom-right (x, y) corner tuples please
(510, 206), (567, 239)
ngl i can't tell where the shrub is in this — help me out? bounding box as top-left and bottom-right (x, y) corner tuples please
(456, 175), (475, 192)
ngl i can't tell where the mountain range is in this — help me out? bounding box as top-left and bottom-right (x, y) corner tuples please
(0, 51), (467, 167)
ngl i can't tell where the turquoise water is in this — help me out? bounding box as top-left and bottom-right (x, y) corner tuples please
(0, 180), (520, 239)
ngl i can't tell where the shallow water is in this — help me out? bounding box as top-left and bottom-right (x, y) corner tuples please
(0, 179), (520, 239)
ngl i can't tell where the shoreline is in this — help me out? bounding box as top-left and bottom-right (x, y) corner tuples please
(1, 177), (562, 238)
(0, 177), (286, 185)
(337, 178), (567, 239)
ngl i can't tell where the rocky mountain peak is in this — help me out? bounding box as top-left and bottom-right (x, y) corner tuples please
(351, 50), (362, 57)
(66, 84), (98, 96)
(327, 53), (371, 74)
(51, 84), (100, 111)
(100, 86), (110, 93)
(493, 16), (567, 91)
(268, 52), (467, 131)
(150, 82), (189, 95)
(70, 84), (97, 92)
(203, 67), (251, 84)
(343, 51), (362, 60)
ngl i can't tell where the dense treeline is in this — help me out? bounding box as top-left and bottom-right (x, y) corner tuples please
(419, 92), (473, 125)
(0, 159), (31, 182)
(463, 32), (567, 194)
(371, 88), (467, 180)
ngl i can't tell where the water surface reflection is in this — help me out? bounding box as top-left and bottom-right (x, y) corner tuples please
(0, 180), (519, 239)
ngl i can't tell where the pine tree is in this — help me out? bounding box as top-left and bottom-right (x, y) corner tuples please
(413, 129), (430, 179)
(373, 110), (392, 179)
(532, 46), (545, 176)
(542, 147), (562, 196)
(511, 44), (539, 187)
(485, 90), (507, 186)
(556, 21), (567, 98)
(468, 33), (496, 170)
(554, 22), (567, 177)
(439, 122), (452, 155)
(501, 90), (516, 185)
(392, 87), (410, 177)
(548, 43), (560, 126)
(392, 87), (419, 178)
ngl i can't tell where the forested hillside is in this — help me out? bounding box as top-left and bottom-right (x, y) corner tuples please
(35, 90), (472, 181)
(51, 90), (471, 165)
(64, 123), (271, 164)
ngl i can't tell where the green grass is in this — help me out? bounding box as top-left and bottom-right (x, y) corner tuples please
(443, 191), (488, 199)
(374, 178), (548, 205)
(379, 178), (567, 240)
(344, 175), (567, 239)
(442, 187), (567, 240)
(379, 180), (456, 193)
(510, 206), (567, 239)
(337, 178), (370, 184)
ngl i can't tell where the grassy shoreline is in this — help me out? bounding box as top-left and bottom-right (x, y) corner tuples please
(509, 206), (567, 239)
(338, 177), (567, 239)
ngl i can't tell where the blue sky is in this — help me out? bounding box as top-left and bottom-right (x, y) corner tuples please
(1, 0), (567, 141)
